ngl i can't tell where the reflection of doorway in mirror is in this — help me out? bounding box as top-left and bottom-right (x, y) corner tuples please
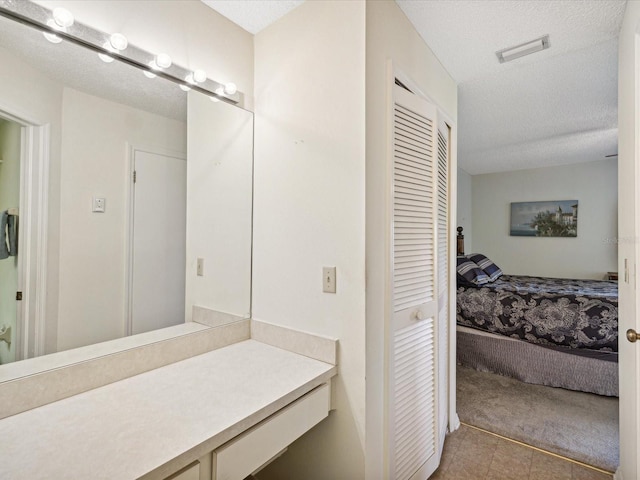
(129, 148), (187, 335)
(0, 117), (21, 365)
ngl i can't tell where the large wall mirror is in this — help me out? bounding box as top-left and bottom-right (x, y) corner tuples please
(0, 7), (253, 373)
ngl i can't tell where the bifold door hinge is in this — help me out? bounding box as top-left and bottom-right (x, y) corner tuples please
(16, 291), (22, 301)
(133, 170), (137, 183)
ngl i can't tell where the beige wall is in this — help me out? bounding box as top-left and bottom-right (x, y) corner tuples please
(0, 119), (21, 364)
(471, 159), (617, 280)
(57, 87), (186, 352)
(366, 1), (458, 477)
(253, 1), (366, 478)
(617, 1), (640, 478)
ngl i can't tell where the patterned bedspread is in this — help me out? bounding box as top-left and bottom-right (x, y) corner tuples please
(456, 275), (618, 352)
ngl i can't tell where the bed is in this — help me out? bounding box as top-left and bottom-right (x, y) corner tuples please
(455, 228), (619, 397)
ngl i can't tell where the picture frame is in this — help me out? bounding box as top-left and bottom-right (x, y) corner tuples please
(510, 200), (578, 237)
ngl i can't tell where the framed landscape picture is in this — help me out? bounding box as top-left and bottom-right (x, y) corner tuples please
(510, 200), (578, 237)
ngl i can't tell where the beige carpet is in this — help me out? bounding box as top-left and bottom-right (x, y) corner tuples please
(456, 365), (619, 472)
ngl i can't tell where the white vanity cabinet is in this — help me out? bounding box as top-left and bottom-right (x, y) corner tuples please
(166, 462), (201, 480)
(164, 383), (331, 480)
(212, 383), (330, 480)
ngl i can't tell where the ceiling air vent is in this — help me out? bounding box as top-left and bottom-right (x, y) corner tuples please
(496, 35), (550, 63)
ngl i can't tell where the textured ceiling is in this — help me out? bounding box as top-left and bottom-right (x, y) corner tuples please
(397, 0), (625, 174)
(204, 0), (625, 175)
(201, 0), (304, 34)
(396, 0), (625, 84)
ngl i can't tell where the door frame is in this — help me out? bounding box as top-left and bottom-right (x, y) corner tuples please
(0, 104), (49, 361)
(125, 143), (187, 336)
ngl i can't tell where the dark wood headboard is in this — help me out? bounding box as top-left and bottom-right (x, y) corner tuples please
(457, 226), (464, 256)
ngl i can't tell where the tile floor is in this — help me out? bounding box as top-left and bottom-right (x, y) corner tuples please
(431, 424), (613, 480)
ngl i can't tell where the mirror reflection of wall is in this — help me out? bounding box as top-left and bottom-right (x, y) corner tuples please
(186, 93), (253, 325)
(56, 86), (187, 352)
(0, 7), (253, 367)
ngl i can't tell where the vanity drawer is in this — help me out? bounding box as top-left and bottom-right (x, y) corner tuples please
(165, 461), (200, 480)
(213, 383), (331, 479)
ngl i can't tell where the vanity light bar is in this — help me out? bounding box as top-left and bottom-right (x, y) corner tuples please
(0, 2), (241, 106)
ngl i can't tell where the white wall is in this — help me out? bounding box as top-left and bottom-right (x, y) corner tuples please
(617, 2), (640, 478)
(57, 87), (186, 351)
(253, 1), (366, 478)
(0, 119), (21, 364)
(366, 1), (458, 476)
(471, 159), (617, 280)
(457, 167), (473, 252)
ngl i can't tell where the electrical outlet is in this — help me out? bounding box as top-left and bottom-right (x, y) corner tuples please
(323, 266), (336, 293)
(197, 258), (204, 276)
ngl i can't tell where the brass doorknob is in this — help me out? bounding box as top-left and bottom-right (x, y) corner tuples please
(627, 329), (639, 343)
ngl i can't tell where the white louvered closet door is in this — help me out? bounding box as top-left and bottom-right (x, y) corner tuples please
(388, 85), (443, 480)
(436, 119), (451, 444)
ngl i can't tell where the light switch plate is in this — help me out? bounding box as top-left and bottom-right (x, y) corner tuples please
(323, 267), (336, 293)
(197, 258), (204, 276)
(92, 197), (105, 213)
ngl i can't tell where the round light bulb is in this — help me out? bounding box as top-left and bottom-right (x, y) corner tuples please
(179, 84), (191, 92)
(185, 74), (196, 85)
(143, 70), (157, 79)
(210, 96), (220, 103)
(98, 41), (115, 63)
(215, 87), (224, 96)
(155, 53), (172, 69)
(53, 7), (74, 28)
(223, 82), (237, 95)
(193, 69), (207, 83)
(43, 19), (64, 43)
(43, 31), (62, 44)
(109, 33), (128, 51)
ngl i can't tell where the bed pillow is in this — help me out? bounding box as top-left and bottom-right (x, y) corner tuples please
(467, 253), (503, 282)
(456, 256), (490, 286)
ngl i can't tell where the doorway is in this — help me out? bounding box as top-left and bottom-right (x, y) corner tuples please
(0, 117), (21, 365)
(127, 147), (187, 336)
(0, 107), (49, 363)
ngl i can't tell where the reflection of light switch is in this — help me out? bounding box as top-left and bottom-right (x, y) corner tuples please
(92, 197), (106, 213)
(197, 258), (204, 276)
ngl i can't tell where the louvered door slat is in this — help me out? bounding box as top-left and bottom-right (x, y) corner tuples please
(392, 319), (436, 480)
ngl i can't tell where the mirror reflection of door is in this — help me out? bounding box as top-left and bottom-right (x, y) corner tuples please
(130, 148), (187, 335)
(0, 117), (20, 365)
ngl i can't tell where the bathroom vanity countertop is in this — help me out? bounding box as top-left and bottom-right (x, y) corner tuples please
(0, 339), (336, 479)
